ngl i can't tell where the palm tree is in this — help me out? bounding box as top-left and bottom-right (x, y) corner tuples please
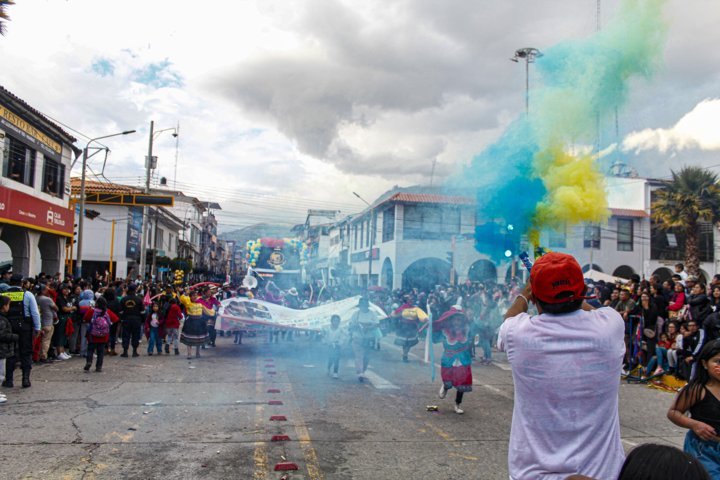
(652, 166), (720, 276)
(0, 1), (14, 36)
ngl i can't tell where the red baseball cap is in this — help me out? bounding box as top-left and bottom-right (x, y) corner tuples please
(530, 252), (587, 304)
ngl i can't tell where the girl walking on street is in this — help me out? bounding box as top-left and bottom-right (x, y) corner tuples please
(144, 302), (164, 356)
(668, 339), (720, 476)
(83, 297), (118, 373)
(434, 307), (473, 414)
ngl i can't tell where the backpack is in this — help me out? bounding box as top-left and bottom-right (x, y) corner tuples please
(90, 309), (111, 337)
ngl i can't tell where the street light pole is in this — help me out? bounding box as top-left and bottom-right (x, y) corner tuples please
(75, 129), (136, 278)
(511, 47), (543, 115)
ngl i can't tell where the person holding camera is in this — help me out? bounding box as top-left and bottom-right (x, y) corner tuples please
(498, 252), (625, 480)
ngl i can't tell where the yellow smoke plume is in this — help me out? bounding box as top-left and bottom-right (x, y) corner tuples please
(529, 145), (609, 246)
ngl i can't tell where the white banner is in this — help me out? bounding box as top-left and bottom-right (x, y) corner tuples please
(217, 295), (386, 332)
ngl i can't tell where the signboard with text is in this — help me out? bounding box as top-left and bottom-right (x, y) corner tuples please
(0, 186), (73, 236)
(0, 105), (62, 160)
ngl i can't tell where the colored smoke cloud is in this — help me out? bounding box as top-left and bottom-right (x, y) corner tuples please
(449, 0), (667, 259)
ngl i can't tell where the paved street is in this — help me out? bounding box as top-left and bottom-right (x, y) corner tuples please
(1, 334), (686, 480)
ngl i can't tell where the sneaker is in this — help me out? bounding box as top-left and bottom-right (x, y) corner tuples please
(332, 373), (339, 379)
(439, 384), (447, 399)
(95, 367), (102, 373)
(653, 367), (665, 376)
(0, 397), (6, 404)
(454, 403), (464, 415)
(83, 363), (91, 372)
(621, 368), (629, 376)
(59, 353), (70, 360)
(148, 352), (153, 356)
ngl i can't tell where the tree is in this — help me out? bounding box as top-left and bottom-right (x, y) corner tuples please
(652, 166), (720, 276)
(0, 1), (14, 36)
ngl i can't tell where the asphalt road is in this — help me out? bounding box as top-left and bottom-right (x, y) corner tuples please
(0, 333), (686, 479)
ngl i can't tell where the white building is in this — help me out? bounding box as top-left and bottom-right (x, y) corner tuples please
(0, 86), (80, 276)
(70, 179), (183, 280)
(313, 178), (720, 289)
(322, 187), (491, 290)
(151, 187), (205, 269)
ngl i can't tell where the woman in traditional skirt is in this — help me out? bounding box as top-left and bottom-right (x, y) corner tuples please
(180, 290), (211, 359)
(433, 306), (473, 414)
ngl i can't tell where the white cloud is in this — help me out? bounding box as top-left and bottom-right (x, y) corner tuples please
(623, 98), (720, 153)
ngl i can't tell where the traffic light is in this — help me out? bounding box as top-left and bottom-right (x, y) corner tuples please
(446, 251), (454, 265)
(503, 223), (520, 259)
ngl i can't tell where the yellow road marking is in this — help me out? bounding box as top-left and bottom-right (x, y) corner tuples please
(253, 359), (268, 480)
(284, 374), (324, 480)
(449, 452), (479, 461)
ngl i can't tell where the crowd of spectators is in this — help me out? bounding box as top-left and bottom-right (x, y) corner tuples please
(590, 263), (720, 380)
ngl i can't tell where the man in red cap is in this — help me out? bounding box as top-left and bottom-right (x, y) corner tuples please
(498, 252), (625, 480)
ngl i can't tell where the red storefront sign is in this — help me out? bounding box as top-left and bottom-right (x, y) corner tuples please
(0, 186), (73, 237)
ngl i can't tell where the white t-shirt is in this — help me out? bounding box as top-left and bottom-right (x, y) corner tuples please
(497, 307), (625, 480)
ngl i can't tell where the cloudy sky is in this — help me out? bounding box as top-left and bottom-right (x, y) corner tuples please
(1, 0), (719, 231)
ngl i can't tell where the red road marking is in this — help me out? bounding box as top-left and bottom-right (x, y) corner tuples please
(271, 435), (291, 442)
(270, 415), (287, 421)
(274, 462), (299, 471)
(268, 400), (283, 405)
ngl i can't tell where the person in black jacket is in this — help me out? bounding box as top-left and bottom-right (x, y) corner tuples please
(119, 284), (144, 358)
(103, 288), (121, 356)
(688, 283), (712, 326)
(0, 295), (18, 402)
(650, 284), (668, 321)
(632, 292), (660, 365)
(709, 286), (720, 312)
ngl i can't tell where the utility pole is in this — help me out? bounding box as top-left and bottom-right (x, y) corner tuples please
(75, 129), (136, 278)
(139, 121), (178, 279)
(511, 47), (543, 116)
(173, 121), (180, 189)
(139, 120), (154, 280)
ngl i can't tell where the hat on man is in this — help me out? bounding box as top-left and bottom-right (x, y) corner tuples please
(687, 275), (699, 283)
(530, 252), (587, 304)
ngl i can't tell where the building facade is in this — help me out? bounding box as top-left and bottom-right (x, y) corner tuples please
(70, 179), (184, 280)
(307, 178), (720, 289)
(0, 86), (79, 276)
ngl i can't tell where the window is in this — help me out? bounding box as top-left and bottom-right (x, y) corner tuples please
(583, 225), (600, 249)
(42, 157), (65, 198)
(403, 205), (462, 240)
(4, 136), (36, 187)
(156, 229), (164, 252)
(353, 225), (358, 249)
(548, 226), (567, 249)
(382, 206), (395, 242)
(359, 222), (364, 248)
(617, 218), (633, 252)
